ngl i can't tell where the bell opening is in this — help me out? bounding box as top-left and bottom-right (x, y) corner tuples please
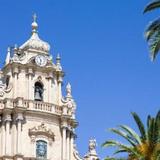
(34, 82), (44, 101)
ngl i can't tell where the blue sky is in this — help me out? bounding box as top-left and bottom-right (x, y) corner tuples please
(0, 0), (159, 159)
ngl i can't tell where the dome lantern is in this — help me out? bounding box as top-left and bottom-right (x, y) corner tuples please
(20, 14), (50, 54)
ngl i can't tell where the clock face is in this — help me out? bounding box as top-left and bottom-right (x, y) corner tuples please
(35, 55), (47, 67)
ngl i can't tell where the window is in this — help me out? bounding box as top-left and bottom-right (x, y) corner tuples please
(36, 140), (47, 159)
(34, 82), (44, 101)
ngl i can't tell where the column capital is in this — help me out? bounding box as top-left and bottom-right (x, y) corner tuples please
(2, 113), (11, 122)
(46, 72), (54, 79)
(13, 66), (19, 75)
(61, 125), (68, 130)
(14, 97), (24, 108)
(27, 68), (34, 76)
(61, 118), (68, 129)
(15, 112), (24, 122)
(4, 98), (13, 109)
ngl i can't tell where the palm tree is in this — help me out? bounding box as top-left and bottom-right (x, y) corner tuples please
(144, 0), (160, 61)
(102, 111), (160, 160)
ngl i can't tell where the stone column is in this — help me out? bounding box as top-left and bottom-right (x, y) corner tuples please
(13, 67), (19, 98)
(47, 73), (53, 103)
(31, 136), (36, 157)
(28, 68), (33, 100)
(16, 113), (23, 155)
(62, 126), (67, 160)
(4, 113), (12, 156)
(58, 75), (63, 105)
(12, 116), (17, 155)
(49, 78), (52, 102)
(66, 130), (70, 160)
(70, 134), (74, 160)
(1, 121), (5, 156)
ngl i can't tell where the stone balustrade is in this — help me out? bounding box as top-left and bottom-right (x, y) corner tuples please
(0, 98), (62, 115)
(25, 100), (62, 114)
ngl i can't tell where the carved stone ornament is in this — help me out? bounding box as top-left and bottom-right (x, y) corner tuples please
(29, 123), (55, 145)
(89, 139), (97, 151)
(11, 50), (26, 63)
(61, 97), (76, 117)
(0, 78), (13, 97)
(88, 139), (98, 156)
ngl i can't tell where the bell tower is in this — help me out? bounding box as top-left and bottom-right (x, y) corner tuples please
(0, 14), (99, 160)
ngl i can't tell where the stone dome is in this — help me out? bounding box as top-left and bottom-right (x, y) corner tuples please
(20, 14), (50, 54)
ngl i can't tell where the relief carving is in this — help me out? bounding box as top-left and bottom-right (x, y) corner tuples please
(0, 75), (13, 97)
(29, 123), (55, 145)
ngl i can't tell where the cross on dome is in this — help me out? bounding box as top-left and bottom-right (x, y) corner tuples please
(20, 14), (50, 54)
(31, 13), (38, 34)
(33, 13), (37, 22)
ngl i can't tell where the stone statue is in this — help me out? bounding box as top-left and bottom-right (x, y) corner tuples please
(89, 139), (97, 152)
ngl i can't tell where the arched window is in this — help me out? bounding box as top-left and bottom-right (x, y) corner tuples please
(36, 140), (47, 159)
(34, 82), (44, 101)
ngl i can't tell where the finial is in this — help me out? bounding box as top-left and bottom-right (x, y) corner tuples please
(56, 53), (62, 71)
(56, 53), (61, 62)
(66, 82), (72, 98)
(5, 47), (11, 65)
(31, 13), (38, 34)
(14, 44), (18, 49)
(33, 13), (37, 22)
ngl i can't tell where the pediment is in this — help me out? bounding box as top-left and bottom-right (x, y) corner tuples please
(29, 123), (55, 141)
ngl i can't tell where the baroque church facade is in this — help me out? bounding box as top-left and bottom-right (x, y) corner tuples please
(0, 15), (99, 160)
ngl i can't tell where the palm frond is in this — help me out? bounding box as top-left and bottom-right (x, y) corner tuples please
(153, 111), (160, 143)
(113, 149), (127, 155)
(144, 0), (160, 13)
(110, 128), (137, 147)
(147, 115), (151, 129)
(148, 30), (160, 61)
(145, 17), (160, 41)
(102, 140), (139, 156)
(119, 125), (141, 145)
(131, 112), (146, 141)
(147, 117), (155, 144)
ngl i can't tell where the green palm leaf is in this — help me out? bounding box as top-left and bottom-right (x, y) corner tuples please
(102, 140), (139, 156)
(148, 30), (160, 60)
(145, 17), (160, 41)
(113, 149), (128, 155)
(131, 112), (147, 141)
(119, 125), (141, 145)
(153, 111), (160, 143)
(147, 117), (155, 144)
(110, 128), (137, 147)
(144, 0), (160, 13)
(103, 111), (160, 160)
(144, 0), (160, 60)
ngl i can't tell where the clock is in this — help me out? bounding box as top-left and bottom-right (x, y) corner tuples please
(35, 55), (47, 67)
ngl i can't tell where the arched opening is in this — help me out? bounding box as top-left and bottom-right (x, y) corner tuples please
(36, 140), (47, 159)
(34, 82), (44, 101)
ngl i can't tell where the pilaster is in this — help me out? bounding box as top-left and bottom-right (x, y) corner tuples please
(66, 130), (70, 160)
(13, 67), (19, 98)
(3, 110), (12, 156)
(27, 68), (34, 100)
(15, 112), (24, 156)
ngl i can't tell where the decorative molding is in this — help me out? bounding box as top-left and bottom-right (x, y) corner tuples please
(12, 50), (26, 63)
(0, 81), (13, 97)
(29, 123), (55, 145)
(61, 97), (76, 118)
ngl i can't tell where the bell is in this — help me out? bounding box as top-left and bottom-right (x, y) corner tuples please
(35, 86), (42, 101)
